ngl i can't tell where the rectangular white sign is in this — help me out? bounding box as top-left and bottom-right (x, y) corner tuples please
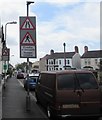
(21, 46), (36, 58)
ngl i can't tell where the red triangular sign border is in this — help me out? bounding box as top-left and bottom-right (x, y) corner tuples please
(20, 32), (36, 45)
(20, 17), (36, 30)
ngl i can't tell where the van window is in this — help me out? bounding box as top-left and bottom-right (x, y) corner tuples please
(57, 74), (75, 90)
(76, 73), (98, 89)
(39, 73), (55, 89)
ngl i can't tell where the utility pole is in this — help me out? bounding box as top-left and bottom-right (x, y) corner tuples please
(63, 43), (66, 70)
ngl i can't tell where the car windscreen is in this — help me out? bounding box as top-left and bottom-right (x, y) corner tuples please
(57, 73), (75, 90)
(76, 73), (98, 89)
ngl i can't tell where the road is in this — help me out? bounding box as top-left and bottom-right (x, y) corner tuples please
(2, 76), (102, 120)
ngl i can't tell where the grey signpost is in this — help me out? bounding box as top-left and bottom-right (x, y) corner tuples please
(19, 1), (35, 111)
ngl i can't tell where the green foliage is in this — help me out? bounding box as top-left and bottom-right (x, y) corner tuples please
(100, 59), (102, 71)
(15, 62), (32, 71)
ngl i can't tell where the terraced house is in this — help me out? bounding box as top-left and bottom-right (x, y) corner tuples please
(81, 46), (102, 70)
(39, 46), (102, 72)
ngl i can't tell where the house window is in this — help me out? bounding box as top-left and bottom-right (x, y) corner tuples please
(95, 59), (98, 64)
(88, 60), (91, 65)
(67, 60), (70, 64)
(59, 60), (61, 65)
(60, 68), (62, 70)
(49, 61), (51, 64)
(56, 68), (58, 70)
(85, 61), (87, 65)
(49, 68), (51, 71)
(52, 68), (54, 71)
(51, 60), (53, 64)
(55, 60), (58, 65)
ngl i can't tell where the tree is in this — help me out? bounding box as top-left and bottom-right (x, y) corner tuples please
(100, 59), (102, 71)
(15, 62), (32, 72)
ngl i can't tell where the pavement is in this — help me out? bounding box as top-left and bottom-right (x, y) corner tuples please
(2, 76), (48, 119)
(0, 80), (2, 120)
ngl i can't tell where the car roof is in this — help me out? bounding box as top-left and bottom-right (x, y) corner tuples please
(40, 69), (93, 75)
(29, 73), (39, 77)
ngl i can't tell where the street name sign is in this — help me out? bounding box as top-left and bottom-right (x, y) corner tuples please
(19, 16), (36, 58)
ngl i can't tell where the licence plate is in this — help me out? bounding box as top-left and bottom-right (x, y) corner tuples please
(63, 104), (80, 108)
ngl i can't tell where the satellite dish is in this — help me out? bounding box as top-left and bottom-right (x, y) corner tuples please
(72, 53), (81, 69)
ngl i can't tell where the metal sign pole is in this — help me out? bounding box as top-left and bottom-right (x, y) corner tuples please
(26, 1), (34, 111)
(3, 60), (6, 89)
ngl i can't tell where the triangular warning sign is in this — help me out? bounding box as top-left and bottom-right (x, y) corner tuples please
(20, 32), (36, 45)
(20, 17), (36, 30)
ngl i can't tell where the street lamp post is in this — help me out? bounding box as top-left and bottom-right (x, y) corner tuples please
(5, 21), (17, 47)
(26, 1), (34, 111)
(3, 21), (17, 89)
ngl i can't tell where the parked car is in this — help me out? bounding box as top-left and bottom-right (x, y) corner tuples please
(24, 73), (39, 91)
(35, 70), (101, 119)
(17, 72), (24, 79)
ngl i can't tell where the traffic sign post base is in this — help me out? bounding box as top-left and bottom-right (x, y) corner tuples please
(26, 94), (31, 111)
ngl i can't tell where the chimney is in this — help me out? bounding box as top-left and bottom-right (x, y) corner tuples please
(84, 46), (88, 53)
(50, 49), (54, 55)
(74, 46), (79, 53)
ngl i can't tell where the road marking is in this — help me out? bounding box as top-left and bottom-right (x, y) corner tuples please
(30, 92), (37, 101)
(17, 79), (24, 87)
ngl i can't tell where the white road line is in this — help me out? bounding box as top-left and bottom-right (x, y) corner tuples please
(17, 79), (24, 87)
(17, 79), (37, 101)
(30, 92), (37, 101)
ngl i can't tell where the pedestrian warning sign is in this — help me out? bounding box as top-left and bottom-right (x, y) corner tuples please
(20, 32), (36, 45)
(20, 17), (36, 30)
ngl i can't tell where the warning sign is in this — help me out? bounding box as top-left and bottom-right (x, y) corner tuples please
(2, 49), (9, 56)
(19, 16), (36, 58)
(2, 48), (10, 61)
(20, 32), (36, 45)
(20, 17), (36, 30)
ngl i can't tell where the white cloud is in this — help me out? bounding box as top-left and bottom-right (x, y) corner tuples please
(37, 2), (100, 53)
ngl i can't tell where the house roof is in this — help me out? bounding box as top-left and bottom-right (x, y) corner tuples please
(81, 50), (102, 58)
(46, 52), (75, 59)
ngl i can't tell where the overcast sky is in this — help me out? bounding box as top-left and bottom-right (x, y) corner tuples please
(0, 0), (101, 66)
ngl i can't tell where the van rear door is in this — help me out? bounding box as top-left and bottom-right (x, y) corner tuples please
(56, 73), (81, 116)
(56, 72), (100, 117)
(76, 72), (100, 116)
